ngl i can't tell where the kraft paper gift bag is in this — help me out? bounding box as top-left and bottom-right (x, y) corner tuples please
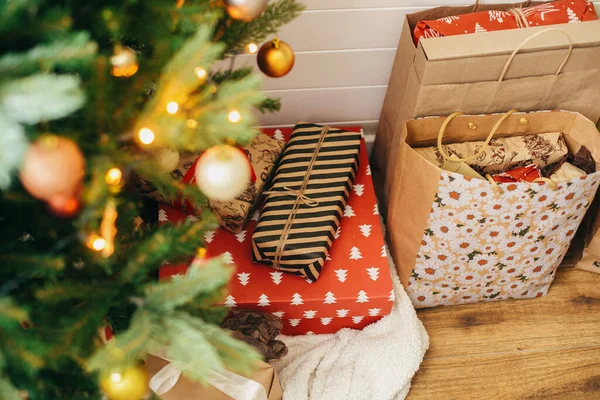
(373, 0), (600, 211)
(387, 110), (600, 308)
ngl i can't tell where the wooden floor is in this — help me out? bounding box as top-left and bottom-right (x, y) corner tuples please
(407, 269), (600, 400)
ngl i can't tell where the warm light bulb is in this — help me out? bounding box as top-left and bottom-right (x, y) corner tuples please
(138, 128), (155, 144)
(87, 235), (106, 251)
(194, 67), (208, 82)
(186, 119), (198, 129)
(110, 373), (122, 383)
(166, 101), (179, 115)
(196, 247), (207, 258)
(227, 109), (242, 123)
(246, 42), (258, 54)
(105, 168), (122, 185)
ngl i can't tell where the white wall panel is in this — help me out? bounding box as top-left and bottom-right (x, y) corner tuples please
(228, 48), (396, 90)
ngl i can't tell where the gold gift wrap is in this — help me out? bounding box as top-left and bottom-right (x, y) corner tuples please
(136, 133), (284, 233)
(252, 122), (361, 281)
(414, 132), (568, 176)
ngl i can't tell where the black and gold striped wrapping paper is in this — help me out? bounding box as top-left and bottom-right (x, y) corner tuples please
(252, 122), (361, 281)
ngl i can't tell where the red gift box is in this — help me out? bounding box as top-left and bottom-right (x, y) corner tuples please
(414, 0), (598, 44)
(159, 127), (394, 335)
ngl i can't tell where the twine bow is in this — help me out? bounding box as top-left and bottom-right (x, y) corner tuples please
(268, 126), (329, 269)
(509, 8), (530, 29)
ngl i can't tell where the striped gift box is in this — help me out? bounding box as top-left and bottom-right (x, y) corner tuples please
(252, 122), (362, 281)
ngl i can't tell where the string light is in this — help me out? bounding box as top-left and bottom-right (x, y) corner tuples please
(196, 247), (207, 258)
(110, 373), (123, 383)
(138, 127), (155, 145)
(227, 109), (242, 123)
(166, 101), (179, 115)
(87, 234), (107, 251)
(194, 67), (208, 83)
(186, 119), (198, 129)
(245, 42), (258, 54)
(105, 168), (123, 186)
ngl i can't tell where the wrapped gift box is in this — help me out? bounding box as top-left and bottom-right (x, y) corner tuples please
(159, 127), (393, 335)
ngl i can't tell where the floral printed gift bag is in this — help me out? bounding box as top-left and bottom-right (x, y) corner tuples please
(386, 110), (600, 308)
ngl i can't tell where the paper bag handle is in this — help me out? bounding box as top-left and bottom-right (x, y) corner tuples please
(499, 28), (573, 82)
(437, 109), (517, 163)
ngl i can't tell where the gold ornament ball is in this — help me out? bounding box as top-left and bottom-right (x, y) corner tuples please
(225, 0), (268, 21)
(257, 38), (295, 78)
(100, 365), (149, 400)
(20, 135), (85, 201)
(153, 147), (180, 172)
(194, 145), (251, 201)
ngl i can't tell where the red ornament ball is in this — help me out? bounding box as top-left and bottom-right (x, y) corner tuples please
(20, 135), (85, 201)
(47, 194), (81, 218)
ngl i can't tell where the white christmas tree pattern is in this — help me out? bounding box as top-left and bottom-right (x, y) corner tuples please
(257, 294), (270, 307)
(366, 267), (380, 281)
(368, 308), (381, 316)
(356, 290), (369, 303)
(334, 226), (341, 239)
(270, 271), (283, 285)
(359, 224), (372, 237)
(321, 318), (332, 326)
(235, 230), (247, 243)
(203, 230), (215, 243)
(352, 316), (364, 324)
(158, 209), (168, 222)
(222, 251), (234, 264)
(273, 129), (285, 141)
(366, 165), (371, 176)
(567, 7), (580, 23)
(272, 311), (285, 318)
(353, 184), (364, 197)
(251, 210), (260, 221)
(323, 291), (337, 304)
(388, 289), (395, 302)
(224, 295), (236, 308)
(291, 293), (304, 305)
(306, 331), (314, 335)
(289, 319), (301, 327)
(349, 246), (363, 260)
(373, 203), (379, 215)
(343, 205), (355, 218)
(187, 215), (199, 222)
(474, 22), (487, 33)
(335, 269), (348, 283)
(303, 310), (317, 319)
(237, 272), (250, 286)
(336, 309), (349, 317)
(381, 244), (388, 258)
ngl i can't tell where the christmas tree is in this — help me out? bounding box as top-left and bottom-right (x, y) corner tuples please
(0, 0), (303, 399)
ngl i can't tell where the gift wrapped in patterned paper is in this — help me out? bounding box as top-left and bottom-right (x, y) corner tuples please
(414, 0), (598, 44)
(252, 122), (362, 282)
(414, 131), (568, 176)
(136, 133), (284, 233)
(388, 110), (600, 308)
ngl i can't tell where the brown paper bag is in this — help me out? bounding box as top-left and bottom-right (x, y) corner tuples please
(373, 1), (600, 210)
(145, 356), (282, 400)
(388, 110), (600, 308)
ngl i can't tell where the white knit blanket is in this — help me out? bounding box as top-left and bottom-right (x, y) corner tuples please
(273, 257), (429, 400)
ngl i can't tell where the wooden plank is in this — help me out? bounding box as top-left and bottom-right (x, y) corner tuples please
(258, 86), (387, 125)
(221, 48), (396, 90)
(277, 7), (425, 51)
(409, 346), (600, 399)
(416, 269), (600, 358)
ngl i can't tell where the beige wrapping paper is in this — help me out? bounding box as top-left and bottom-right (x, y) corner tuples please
(136, 133), (284, 233)
(387, 111), (600, 308)
(145, 356), (282, 400)
(373, 1), (600, 211)
(415, 132), (568, 175)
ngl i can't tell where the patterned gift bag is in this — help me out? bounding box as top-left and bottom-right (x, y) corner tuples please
(387, 110), (600, 308)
